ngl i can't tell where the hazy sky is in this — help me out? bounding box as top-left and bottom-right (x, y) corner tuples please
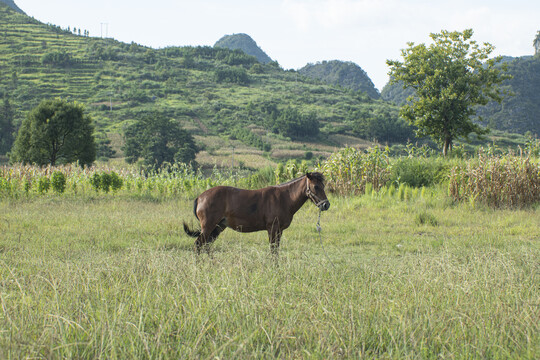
(15, 0), (540, 90)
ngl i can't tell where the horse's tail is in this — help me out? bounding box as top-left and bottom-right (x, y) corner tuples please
(184, 198), (200, 238)
(183, 222), (200, 238)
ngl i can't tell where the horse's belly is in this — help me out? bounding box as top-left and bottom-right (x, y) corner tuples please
(226, 219), (265, 233)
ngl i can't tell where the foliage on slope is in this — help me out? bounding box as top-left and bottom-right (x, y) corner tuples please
(214, 33), (273, 64)
(0, 4), (406, 160)
(382, 55), (540, 136)
(298, 60), (380, 99)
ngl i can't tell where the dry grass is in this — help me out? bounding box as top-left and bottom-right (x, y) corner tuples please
(449, 153), (540, 208)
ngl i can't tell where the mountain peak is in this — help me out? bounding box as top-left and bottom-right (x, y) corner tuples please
(0, 0), (25, 15)
(214, 33), (272, 64)
(299, 60), (380, 99)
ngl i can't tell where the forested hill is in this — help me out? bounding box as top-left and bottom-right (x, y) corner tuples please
(299, 61), (381, 100)
(214, 33), (273, 64)
(0, 0), (24, 14)
(0, 3), (406, 161)
(381, 55), (540, 136)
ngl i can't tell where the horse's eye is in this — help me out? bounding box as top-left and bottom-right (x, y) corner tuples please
(314, 185), (320, 191)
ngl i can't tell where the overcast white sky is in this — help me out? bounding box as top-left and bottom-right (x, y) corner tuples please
(15, 0), (540, 90)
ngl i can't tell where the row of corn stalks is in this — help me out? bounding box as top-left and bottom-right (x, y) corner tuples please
(448, 151), (540, 208)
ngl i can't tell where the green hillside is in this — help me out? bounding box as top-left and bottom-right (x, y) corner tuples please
(0, 0), (24, 14)
(214, 33), (273, 64)
(299, 60), (380, 100)
(0, 4), (403, 167)
(382, 55), (540, 136)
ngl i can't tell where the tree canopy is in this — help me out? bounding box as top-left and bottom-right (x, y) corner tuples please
(11, 98), (95, 166)
(0, 95), (15, 154)
(387, 29), (510, 155)
(123, 112), (198, 168)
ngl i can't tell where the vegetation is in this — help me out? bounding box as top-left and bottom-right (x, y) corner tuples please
(387, 29), (510, 156)
(0, 172), (538, 358)
(0, 95), (15, 153)
(214, 33), (273, 64)
(299, 60), (380, 99)
(1, 142), (539, 358)
(123, 111), (197, 169)
(0, 4), (424, 165)
(476, 55), (540, 134)
(449, 148), (540, 208)
(10, 98), (95, 166)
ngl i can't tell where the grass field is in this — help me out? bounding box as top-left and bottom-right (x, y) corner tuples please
(0, 193), (538, 359)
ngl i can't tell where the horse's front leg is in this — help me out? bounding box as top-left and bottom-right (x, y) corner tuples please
(268, 226), (283, 257)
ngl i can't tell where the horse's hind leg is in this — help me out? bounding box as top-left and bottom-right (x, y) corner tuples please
(195, 219), (227, 255)
(208, 219), (227, 244)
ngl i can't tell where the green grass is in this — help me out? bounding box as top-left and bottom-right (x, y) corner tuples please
(1, 194), (538, 358)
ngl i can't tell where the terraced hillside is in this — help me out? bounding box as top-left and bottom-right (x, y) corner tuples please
(1, 4), (401, 166)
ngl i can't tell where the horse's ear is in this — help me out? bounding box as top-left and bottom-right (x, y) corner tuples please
(306, 172), (312, 179)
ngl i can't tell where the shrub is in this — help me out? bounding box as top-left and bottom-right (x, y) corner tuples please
(100, 173), (112, 193)
(51, 171), (66, 193)
(110, 172), (123, 192)
(415, 211), (439, 226)
(90, 173), (101, 192)
(37, 176), (50, 194)
(390, 157), (451, 188)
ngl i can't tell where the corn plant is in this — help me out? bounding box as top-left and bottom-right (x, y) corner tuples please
(319, 146), (391, 195)
(448, 150), (540, 208)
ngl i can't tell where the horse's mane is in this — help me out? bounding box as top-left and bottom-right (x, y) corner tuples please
(275, 172), (325, 188)
(308, 172), (325, 184)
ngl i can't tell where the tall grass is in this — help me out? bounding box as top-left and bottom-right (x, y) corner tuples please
(0, 163), (274, 200)
(2, 147), (540, 209)
(449, 151), (540, 208)
(0, 196), (538, 358)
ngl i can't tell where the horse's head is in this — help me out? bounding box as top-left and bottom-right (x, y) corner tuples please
(305, 172), (330, 211)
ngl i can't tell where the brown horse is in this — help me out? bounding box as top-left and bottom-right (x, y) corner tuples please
(183, 172), (330, 255)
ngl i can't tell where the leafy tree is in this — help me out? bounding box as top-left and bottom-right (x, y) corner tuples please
(11, 99), (96, 166)
(387, 29), (510, 155)
(215, 66), (249, 85)
(0, 95), (15, 154)
(534, 30), (540, 56)
(41, 50), (72, 66)
(123, 112), (197, 168)
(351, 107), (414, 143)
(270, 107), (320, 140)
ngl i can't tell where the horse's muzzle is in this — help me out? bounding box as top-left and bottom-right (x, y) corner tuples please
(318, 200), (330, 211)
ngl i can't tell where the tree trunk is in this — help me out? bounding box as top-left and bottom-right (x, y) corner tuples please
(442, 137), (452, 157)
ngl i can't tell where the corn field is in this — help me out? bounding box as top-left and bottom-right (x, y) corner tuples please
(448, 151), (540, 208)
(2, 147), (539, 208)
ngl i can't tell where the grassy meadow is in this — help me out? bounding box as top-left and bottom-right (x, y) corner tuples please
(0, 190), (538, 359)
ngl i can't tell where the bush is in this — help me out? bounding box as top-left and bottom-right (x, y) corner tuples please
(110, 172), (123, 192)
(415, 211), (439, 226)
(390, 157), (451, 188)
(37, 176), (50, 194)
(90, 173), (101, 192)
(100, 173), (112, 193)
(51, 171), (66, 193)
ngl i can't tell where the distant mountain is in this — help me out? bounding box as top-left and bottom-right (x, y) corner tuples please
(298, 60), (380, 99)
(381, 55), (540, 136)
(0, 0), (24, 14)
(1, 5), (408, 161)
(214, 33), (273, 64)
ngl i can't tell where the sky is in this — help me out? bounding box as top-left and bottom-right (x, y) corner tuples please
(14, 0), (540, 91)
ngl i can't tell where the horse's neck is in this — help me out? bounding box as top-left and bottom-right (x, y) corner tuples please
(284, 177), (308, 214)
